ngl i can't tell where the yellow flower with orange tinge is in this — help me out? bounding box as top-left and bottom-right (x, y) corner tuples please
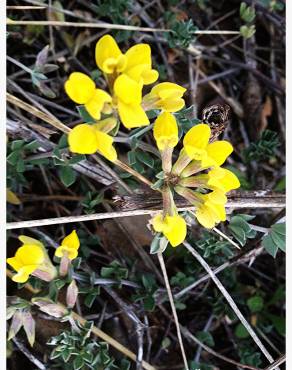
(7, 236), (56, 283)
(151, 213), (187, 247)
(55, 230), (80, 260)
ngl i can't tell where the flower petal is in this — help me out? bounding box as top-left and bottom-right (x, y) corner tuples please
(16, 244), (45, 266)
(61, 230), (80, 250)
(164, 215), (187, 247)
(183, 124), (211, 159)
(68, 124), (99, 154)
(85, 89), (112, 120)
(114, 74), (142, 105)
(202, 141), (233, 167)
(117, 100), (149, 129)
(95, 130), (117, 162)
(151, 82), (186, 99)
(12, 266), (38, 283)
(64, 72), (96, 104)
(55, 246), (78, 260)
(95, 35), (125, 73)
(153, 112), (178, 150)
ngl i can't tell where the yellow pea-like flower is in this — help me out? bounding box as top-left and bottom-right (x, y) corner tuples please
(114, 74), (149, 129)
(64, 72), (112, 120)
(207, 167), (240, 192)
(68, 124), (117, 162)
(183, 124), (211, 160)
(153, 112), (178, 151)
(152, 213), (187, 247)
(144, 82), (186, 112)
(201, 141), (234, 168)
(124, 44), (159, 85)
(95, 34), (127, 74)
(7, 236), (56, 283)
(55, 230), (80, 260)
(195, 190), (227, 228)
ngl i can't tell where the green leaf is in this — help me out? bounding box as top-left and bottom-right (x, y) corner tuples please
(150, 234), (162, 254)
(77, 106), (95, 123)
(136, 151), (154, 168)
(270, 229), (285, 252)
(73, 355), (84, 370)
(68, 154), (86, 165)
(196, 331), (215, 347)
(247, 296), (264, 313)
(235, 323), (249, 339)
(272, 222), (285, 236)
(59, 165), (77, 187)
(127, 151), (136, 165)
(11, 140), (25, 150)
(274, 176), (285, 192)
(262, 234), (278, 257)
(7, 151), (20, 165)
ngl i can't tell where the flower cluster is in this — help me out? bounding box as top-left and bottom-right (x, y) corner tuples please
(150, 117), (240, 248)
(64, 34), (185, 162)
(7, 231), (80, 283)
(64, 35), (240, 249)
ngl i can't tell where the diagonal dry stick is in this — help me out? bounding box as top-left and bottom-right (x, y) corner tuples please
(183, 241), (279, 369)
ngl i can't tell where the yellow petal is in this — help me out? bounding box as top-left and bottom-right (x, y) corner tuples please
(16, 244), (45, 266)
(152, 213), (166, 233)
(207, 189), (227, 204)
(95, 34), (125, 73)
(7, 189), (21, 205)
(196, 204), (217, 229)
(208, 168), (240, 192)
(18, 235), (43, 247)
(141, 69), (159, 85)
(183, 124), (211, 159)
(202, 141), (233, 167)
(68, 124), (99, 154)
(12, 266), (38, 283)
(95, 130), (117, 162)
(114, 74), (142, 105)
(125, 44), (151, 70)
(85, 89), (112, 120)
(64, 72), (96, 104)
(124, 44), (159, 85)
(61, 230), (80, 250)
(153, 112), (178, 150)
(156, 97), (185, 112)
(151, 82), (186, 99)
(164, 215), (187, 247)
(6, 256), (22, 271)
(117, 101), (149, 129)
(55, 246), (78, 260)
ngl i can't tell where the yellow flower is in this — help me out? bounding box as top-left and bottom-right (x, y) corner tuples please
(180, 167), (240, 193)
(183, 124), (233, 165)
(195, 190), (227, 229)
(207, 167), (240, 192)
(68, 124), (117, 162)
(152, 213), (187, 247)
(55, 230), (80, 260)
(114, 74), (149, 128)
(95, 34), (127, 74)
(124, 44), (159, 85)
(65, 72), (112, 120)
(7, 236), (56, 283)
(144, 82), (186, 112)
(153, 112), (178, 151)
